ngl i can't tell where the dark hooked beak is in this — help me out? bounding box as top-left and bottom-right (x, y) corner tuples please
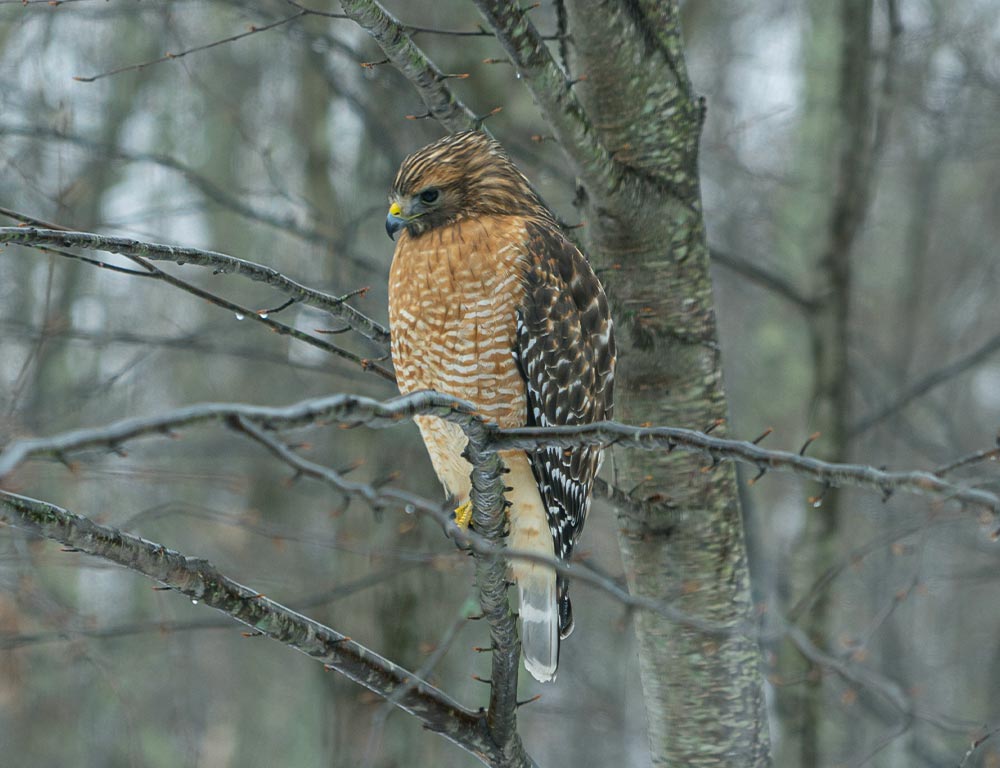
(386, 202), (406, 240)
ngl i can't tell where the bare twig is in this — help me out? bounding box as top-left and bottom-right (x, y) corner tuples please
(120, 253), (395, 381)
(0, 319), (344, 377)
(851, 331), (1000, 436)
(73, 11), (308, 83)
(327, 0), (480, 132)
(782, 516), (965, 627)
(0, 225), (391, 347)
(4, 237), (392, 379)
(363, 607), (473, 768)
(486, 423), (1000, 519)
(710, 247), (817, 312)
(934, 447), (1000, 478)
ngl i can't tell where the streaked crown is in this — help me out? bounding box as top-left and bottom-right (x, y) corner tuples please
(388, 131), (551, 237)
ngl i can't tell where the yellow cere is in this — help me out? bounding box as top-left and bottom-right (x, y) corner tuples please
(389, 202), (402, 216)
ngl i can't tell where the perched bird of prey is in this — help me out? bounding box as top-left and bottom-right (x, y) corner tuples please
(385, 131), (615, 683)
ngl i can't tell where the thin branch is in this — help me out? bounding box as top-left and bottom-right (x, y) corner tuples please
(471, 0), (625, 199)
(784, 617), (978, 753)
(121, 253), (395, 381)
(3, 235), (393, 380)
(0, 491), (502, 765)
(324, 0), (480, 132)
(851, 330), (1000, 436)
(363, 607), (474, 768)
(934, 447), (1000, 478)
(783, 620), (910, 717)
(31, 243), (156, 277)
(73, 11), (308, 83)
(3, 392), (997, 519)
(871, 0), (903, 173)
(0, 392), (469, 482)
(592, 476), (677, 523)
(782, 516), (964, 627)
(0, 319), (345, 377)
(486, 423), (1000, 519)
(0, 225), (391, 347)
(710, 247), (818, 312)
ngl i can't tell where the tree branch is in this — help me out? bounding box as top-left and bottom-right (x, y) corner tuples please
(471, 0), (624, 198)
(0, 490), (503, 764)
(459, 417), (531, 765)
(3, 392), (997, 521)
(329, 0), (480, 132)
(0, 225), (390, 348)
(851, 330), (1000, 436)
(227, 417), (733, 636)
(72, 10), (308, 83)
(7, 240), (392, 379)
(0, 392), (752, 636)
(0, 392), (466, 481)
(486, 423), (1000, 519)
(710, 247), (818, 312)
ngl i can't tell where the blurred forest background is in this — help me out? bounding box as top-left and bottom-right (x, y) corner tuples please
(1, 0), (1000, 766)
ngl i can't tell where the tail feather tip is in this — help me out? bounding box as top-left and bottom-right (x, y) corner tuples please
(519, 584), (559, 683)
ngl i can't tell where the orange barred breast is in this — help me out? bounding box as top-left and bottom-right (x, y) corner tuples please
(388, 215), (530, 500)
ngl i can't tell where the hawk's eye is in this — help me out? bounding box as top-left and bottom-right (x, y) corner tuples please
(419, 188), (440, 204)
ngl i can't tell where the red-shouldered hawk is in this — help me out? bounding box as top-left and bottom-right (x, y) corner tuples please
(385, 131), (615, 683)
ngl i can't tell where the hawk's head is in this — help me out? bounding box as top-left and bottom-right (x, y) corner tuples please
(386, 131), (549, 239)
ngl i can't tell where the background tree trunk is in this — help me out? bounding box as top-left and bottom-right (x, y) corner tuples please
(787, 1), (875, 763)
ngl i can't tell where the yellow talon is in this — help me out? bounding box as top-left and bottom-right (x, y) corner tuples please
(453, 500), (473, 529)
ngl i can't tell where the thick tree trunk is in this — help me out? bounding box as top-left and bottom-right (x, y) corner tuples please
(561, 3), (771, 765)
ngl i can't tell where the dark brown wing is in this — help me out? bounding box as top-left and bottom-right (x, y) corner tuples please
(512, 220), (616, 638)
